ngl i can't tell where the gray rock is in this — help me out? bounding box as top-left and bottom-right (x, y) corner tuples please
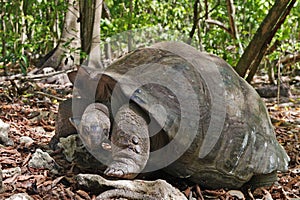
(30, 126), (46, 134)
(57, 134), (106, 171)
(255, 84), (290, 98)
(0, 119), (13, 146)
(6, 193), (34, 200)
(2, 167), (21, 179)
(58, 134), (84, 162)
(19, 136), (34, 147)
(28, 149), (61, 174)
(75, 174), (187, 200)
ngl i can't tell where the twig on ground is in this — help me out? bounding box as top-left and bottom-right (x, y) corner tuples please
(35, 91), (66, 101)
(0, 69), (75, 82)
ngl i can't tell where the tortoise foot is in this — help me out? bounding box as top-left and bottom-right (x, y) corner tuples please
(105, 143), (149, 179)
(243, 171), (278, 189)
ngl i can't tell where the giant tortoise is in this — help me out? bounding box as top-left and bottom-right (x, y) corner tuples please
(53, 41), (289, 189)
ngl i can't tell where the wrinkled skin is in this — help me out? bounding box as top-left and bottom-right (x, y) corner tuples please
(104, 104), (150, 178)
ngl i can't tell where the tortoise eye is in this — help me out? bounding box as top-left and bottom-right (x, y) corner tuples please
(83, 126), (90, 132)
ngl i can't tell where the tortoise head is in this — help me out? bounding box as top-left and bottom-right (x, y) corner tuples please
(70, 103), (111, 151)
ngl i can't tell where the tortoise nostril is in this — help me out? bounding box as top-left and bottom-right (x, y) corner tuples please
(132, 135), (139, 144)
(103, 128), (109, 137)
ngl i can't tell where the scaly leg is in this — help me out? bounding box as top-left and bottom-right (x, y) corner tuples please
(104, 104), (150, 179)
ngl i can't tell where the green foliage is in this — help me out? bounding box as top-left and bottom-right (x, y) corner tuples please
(101, 0), (193, 38)
(0, 0), (67, 72)
(1, 0), (299, 74)
(100, 0), (299, 69)
(265, 1), (300, 73)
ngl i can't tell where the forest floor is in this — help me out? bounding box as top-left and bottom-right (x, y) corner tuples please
(0, 67), (299, 200)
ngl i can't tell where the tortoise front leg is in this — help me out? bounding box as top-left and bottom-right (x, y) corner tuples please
(104, 104), (150, 179)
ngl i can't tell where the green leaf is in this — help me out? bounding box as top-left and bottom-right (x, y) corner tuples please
(19, 55), (28, 75)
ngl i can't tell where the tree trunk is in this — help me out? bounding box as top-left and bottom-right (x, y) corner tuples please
(0, 0), (7, 74)
(37, 0), (81, 71)
(235, 0), (296, 82)
(37, 0), (104, 73)
(188, 0), (200, 45)
(127, 0), (133, 52)
(20, 0), (26, 56)
(80, 0), (103, 69)
(226, 0), (243, 54)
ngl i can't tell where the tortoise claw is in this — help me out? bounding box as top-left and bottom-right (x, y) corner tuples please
(104, 162), (136, 179)
(104, 167), (125, 177)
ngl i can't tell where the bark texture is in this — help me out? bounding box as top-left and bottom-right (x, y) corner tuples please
(80, 0), (103, 69)
(38, 0), (104, 71)
(235, 0), (296, 82)
(38, 0), (81, 71)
